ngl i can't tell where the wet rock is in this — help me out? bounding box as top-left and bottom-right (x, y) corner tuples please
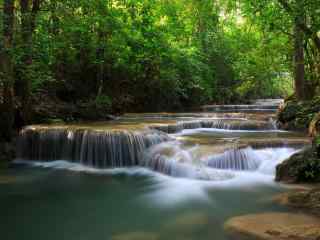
(111, 231), (158, 240)
(274, 188), (320, 217)
(0, 175), (17, 184)
(169, 212), (210, 228)
(224, 212), (320, 240)
(309, 113), (320, 138)
(276, 147), (320, 183)
(277, 99), (303, 129)
(277, 97), (320, 131)
(0, 139), (16, 168)
(162, 212), (213, 239)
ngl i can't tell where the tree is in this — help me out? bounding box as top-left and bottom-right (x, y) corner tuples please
(0, 0), (15, 141)
(16, 0), (40, 124)
(293, 0), (305, 99)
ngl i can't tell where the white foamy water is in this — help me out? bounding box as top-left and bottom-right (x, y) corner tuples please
(13, 143), (300, 208)
(14, 146), (300, 205)
(172, 128), (288, 136)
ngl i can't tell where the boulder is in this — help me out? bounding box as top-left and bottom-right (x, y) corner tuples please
(276, 147), (320, 183)
(277, 97), (320, 131)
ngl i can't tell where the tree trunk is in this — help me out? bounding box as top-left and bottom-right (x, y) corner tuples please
(0, 0), (15, 141)
(96, 29), (109, 99)
(18, 0), (40, 124)
(96, 34), (104, 98)
(294, 18), (305, 100)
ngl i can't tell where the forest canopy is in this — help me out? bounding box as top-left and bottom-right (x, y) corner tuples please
(0, 0), (319, 139)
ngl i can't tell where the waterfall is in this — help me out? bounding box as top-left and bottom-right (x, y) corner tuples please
(149, 119), (277, 134)
(206, 147), (261, 171)
(16, 126), (300, 181)
(141, 142), (236, 180)
(201, 104), (279, 112)
(141, 142), (195, 176)
(17, 127), (170, 168)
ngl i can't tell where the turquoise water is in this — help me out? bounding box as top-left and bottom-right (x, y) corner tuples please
(1, 110), (306, 240)
(0, 166), (289, 240)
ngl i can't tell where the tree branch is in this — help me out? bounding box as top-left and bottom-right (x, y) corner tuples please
(277, 0), (320, 52)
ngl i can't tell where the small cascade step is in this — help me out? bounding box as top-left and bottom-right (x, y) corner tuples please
(206, 148), (261, 171)
(15, 99), (306, 181)
(251, 98), (284, 106)
(201, 105), (278, 113)
(201, 99), (282, 113)
(149, 119), (277, 134)
(17, 127), (170, 168)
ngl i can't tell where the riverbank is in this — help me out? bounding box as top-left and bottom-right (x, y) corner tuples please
(224, 184), (320, 240)
(224, 96), (320, 239)
(225, 212), (320, 240)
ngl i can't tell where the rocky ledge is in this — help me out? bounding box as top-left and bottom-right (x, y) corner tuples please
(224, 212), (320, 240)
(224, 186), (320, 240)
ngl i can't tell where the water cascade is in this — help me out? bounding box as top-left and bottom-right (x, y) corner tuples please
(141, 142), (235, 180)
(206, 147), (261, 171)
(140, 141), (299, 180)
(17, 128), (170, 168)
(150, 119), (277, 134)
(15, 99), (309, 181)
(201, 104), (278, 113)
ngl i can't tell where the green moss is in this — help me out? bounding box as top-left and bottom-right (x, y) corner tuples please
(276, 147), (320, 183)
(278, 97), (320, 131)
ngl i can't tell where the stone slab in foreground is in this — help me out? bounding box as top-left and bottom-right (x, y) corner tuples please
(224, 212), (320, 240)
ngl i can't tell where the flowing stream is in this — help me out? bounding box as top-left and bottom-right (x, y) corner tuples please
(0, 100), (311, 240)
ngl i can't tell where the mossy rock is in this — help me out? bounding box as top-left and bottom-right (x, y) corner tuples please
(278, 99), (302, 124)
(277, 97), (320, 131)
(309, 113), (320, 138)
(276, 147), (320, 183)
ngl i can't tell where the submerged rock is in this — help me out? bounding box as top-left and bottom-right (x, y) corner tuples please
(224, 212), (320, 240)
(0, 175), (17, 184)
(111, 231), (158, 240)
(163, 212), (213, 238)
(167, 212), (210, 229)
(274, 188), (320, 217)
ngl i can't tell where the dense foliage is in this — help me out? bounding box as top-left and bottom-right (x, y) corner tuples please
(1, 0), (319, 140)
